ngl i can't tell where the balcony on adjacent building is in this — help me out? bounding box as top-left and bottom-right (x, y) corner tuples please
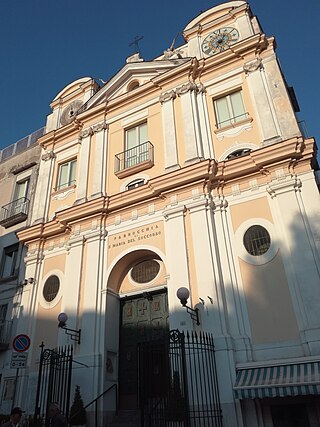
(0, 320), (13, 351)
(115, 141), (154, 178)
(0, 197), (29, 228)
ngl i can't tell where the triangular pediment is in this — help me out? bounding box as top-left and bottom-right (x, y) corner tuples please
(86, 58), (190, 109)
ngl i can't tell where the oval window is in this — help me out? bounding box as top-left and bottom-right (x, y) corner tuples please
(43, 275), (60, 302)
(243, 225), (271, 256)
(131, 260), (160, 284)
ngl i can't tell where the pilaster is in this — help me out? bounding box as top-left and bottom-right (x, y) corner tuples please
(244, 59), (280, 143)
(196, 83), (214, 159)
(159, 91), (180, 171)
(90, 121), (108, 198)
(75, 128), (93, 204)
(176, 82), (203, 164)
(163, 204), (192, 330)
(32, 150), (55, 224)
(267, 176), (320, 353)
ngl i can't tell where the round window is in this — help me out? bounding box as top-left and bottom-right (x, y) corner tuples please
(243, 225), (271, 256)
(131, 260), (160, 284)
(43, 275), (60, 302)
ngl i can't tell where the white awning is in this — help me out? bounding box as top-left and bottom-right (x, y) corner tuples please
(234, 361), (320, 399)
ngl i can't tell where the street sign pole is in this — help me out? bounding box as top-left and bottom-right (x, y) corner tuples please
(11, 368), (19, 412)
(10, 334), (31, 411)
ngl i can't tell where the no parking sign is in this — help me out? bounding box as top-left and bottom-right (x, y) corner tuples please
(12, 334), (31, 353)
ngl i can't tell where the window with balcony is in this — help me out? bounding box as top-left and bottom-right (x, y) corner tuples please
(0, 178), (30, 228)
(0, 245), (19, 279)
(57, 159), (76, 190)
(214, 91), (247, 129)
(115, 123), (154, 178)
(125, 123), (148, 167)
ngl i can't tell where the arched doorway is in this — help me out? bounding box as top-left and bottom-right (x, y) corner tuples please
(106, 249), (169, 410)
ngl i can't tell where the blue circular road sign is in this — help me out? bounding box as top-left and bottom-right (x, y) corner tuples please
(12, 334), (31, 353)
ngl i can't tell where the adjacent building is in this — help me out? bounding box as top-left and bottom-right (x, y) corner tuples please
(0, 129), (43, 414)
(2, 1), (319, 426)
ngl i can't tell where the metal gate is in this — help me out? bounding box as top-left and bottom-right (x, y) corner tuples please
(139, 330), (223, 426)
(33, 344), (73, 426)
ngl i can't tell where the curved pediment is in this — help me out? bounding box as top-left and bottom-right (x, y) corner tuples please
(183, 1), (247, 38)
(52, 77), (94, 102)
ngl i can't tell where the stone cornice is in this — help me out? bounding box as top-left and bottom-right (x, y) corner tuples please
(200, 34), (271, 77)
(38, 122), (82, 150)
(17, 137), (315, 245)
(211, 137), (315, 187)
(17, 160), (214, 244)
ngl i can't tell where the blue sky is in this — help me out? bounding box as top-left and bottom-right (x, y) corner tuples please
(1, 0), (319, 159)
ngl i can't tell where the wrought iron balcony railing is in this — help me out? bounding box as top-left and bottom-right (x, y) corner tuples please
(0, 197), (29, 228)
(0, 320), (13, 351)
(115, 141), (154, 178)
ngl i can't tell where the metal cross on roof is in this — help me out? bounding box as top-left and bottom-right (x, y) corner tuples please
(129, 35), (144, 54)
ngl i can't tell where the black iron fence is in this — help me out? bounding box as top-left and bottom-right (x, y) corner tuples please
(34, 344), (73, 427)
(139, 330), (223, 427)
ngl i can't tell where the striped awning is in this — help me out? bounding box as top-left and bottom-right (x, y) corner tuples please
(234, 361), (320, 399)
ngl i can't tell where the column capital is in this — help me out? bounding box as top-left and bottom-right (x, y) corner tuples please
(211, 195), (228, 212)
(176, 81), (198, 96)
(267, 176), (302, 198)
(159, 90), (176, 104)
(163, 204), (186, 221)
(92, 121), (108, 133)
(79, 127), (94, 139)
(41, 150), (55, 161)
(243, 58), (263, 74)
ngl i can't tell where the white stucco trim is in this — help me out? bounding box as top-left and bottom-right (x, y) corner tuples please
(234, 218), (278, 265)
(104, 244), (167, 289)
(219, 142), (258, 161)
(120, 173), (150, 192)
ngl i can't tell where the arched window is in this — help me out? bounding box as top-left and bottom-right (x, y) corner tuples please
(127, 80), (140, 91)
(226, 148), (251, 160)
(126, 179), (145, 190)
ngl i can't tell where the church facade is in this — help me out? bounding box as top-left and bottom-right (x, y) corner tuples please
(6, 1), (320, 426)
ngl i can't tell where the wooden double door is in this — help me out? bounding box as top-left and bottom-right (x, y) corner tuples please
(119, 290), (169, 409)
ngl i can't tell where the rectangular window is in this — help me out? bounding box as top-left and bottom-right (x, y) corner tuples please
(10, 178), (30, 216)
(125, 123), (148, 168)
(13, 179), (29, 200)
(0, 245), (19, 279)
(214, 91), (247, 129)
(57, 159), (76, 190)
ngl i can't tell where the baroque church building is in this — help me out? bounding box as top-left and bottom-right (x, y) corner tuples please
(2, 1), (319, 426)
